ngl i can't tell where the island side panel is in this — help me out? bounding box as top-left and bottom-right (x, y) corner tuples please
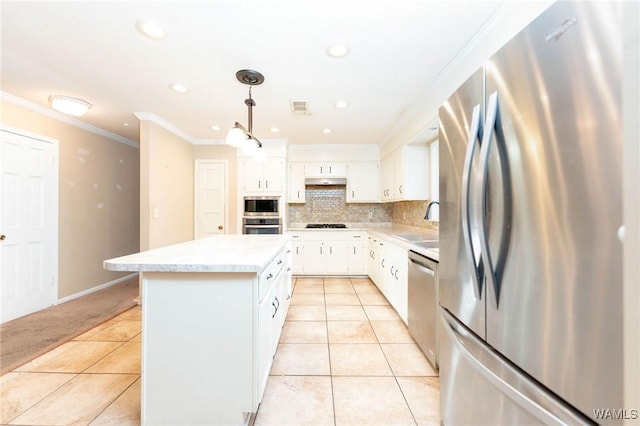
(141, 272), (256, 426)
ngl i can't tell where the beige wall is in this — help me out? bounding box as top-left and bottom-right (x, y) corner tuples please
(192, 144), (239, 234)
(1, 100), (140, 299)
(139, 121), (194, 250)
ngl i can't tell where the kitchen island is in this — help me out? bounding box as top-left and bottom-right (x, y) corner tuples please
(104, 235), (292, 426)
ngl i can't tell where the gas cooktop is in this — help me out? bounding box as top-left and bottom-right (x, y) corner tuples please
(305, 223), (347, 229)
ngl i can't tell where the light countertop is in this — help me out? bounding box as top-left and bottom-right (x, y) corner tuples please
(103, 235), (290, 273)
(287, 223), (439, 262)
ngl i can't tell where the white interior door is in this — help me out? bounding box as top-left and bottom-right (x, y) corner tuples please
(195, 160), (227, 238)
(1, 127), (58, 323)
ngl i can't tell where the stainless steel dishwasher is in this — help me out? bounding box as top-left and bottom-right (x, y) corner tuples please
(408, 250), (438, 369)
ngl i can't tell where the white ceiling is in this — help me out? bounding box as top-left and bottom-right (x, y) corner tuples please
(1, 1), (504, 145)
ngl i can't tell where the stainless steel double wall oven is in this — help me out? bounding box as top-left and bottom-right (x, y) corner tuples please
(242, 196), (282, 234)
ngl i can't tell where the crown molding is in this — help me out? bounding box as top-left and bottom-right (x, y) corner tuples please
(0, 91), (139, 148)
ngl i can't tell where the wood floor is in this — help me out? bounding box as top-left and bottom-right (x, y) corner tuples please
(0, 277), (440, 425)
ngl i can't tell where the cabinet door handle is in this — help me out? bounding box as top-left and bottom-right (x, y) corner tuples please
(297, 190), (300, 198)
(352, 191), (355, 198)
(390, 265), (395, 275)
(320, 166), (323, 174)
(258, 181), (262, 189)
(272, 302), (277, 318)
(399, 185), (403, 194)
(278, 259), (283, 265)
(329, 166), (332, 174)
(266, 180), (269, 188)
(275, 297), (280, 310)
(395, 270), (399, 279)
(382, 259), (386, 267)
(353, 247), (356, 255)
(296, 247), (299, 255)
(320, 247), (323, 255)
(267, 273), (274, 280)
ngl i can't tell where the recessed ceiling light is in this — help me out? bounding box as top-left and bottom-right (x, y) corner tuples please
(210, 125), (221, 131)
(270, 127), (280, 133)
(326, 44), (349, 59)
(136, 20), (165, 40)
(170, 83), (188, 93)
(322, 128), (332, 134)
(123, 123), (129, 126)
(334, 101), (350, 109)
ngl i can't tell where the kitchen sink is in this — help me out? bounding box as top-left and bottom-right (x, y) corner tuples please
(392, 233), (432, 242)
(412, 240), (439, 250)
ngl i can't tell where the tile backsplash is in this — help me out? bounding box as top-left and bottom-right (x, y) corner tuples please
(288, 186), (392, 224)
(392, 200), (438, 229)
(287, 186), (437, 229)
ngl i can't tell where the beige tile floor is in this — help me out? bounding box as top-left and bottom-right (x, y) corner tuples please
(0, 277), (439, 426)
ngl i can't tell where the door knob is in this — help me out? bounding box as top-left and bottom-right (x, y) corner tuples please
(218, 225), (223, 230)
(0, 235), (5, 241)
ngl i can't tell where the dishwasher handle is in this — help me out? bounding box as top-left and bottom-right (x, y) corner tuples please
(409, 257), (435, 276)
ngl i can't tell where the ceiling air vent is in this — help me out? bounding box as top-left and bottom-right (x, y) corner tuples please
(290, 100), (311, 115)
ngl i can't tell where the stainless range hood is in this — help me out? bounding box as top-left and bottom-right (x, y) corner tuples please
(305, 177), (347, 186)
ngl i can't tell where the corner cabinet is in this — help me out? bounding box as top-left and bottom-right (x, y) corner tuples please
(240, 157), (285, 194)
(380, 145), (429, 201)
(347, 162), (379, 203)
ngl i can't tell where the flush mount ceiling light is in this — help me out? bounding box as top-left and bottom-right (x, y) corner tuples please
(169, 83), (188, 93)
(210, 125), (221, 131)
(334, 100), (350, 109)
(135, 19), (165, 40)
(48, 95), (91, 116)
(322, 128), (332, 134)
(326, 43), (350, 58)
(270, 127), (280, 133)
(226, 69), (265, 158)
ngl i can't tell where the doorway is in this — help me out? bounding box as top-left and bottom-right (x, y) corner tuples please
(1, 126), (59, 323)
(194, 160), (228, 238)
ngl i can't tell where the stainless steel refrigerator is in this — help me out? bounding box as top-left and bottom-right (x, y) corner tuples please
(439, 2), (625, 424)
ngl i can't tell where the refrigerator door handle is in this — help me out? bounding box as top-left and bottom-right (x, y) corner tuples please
(440, 308), (593, 426)
(478, 91), (501, 307)
(460, 103), (484, 300)
(478, 90), (514, 309)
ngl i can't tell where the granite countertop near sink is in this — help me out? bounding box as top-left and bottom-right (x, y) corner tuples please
(286, 222), (439, 261)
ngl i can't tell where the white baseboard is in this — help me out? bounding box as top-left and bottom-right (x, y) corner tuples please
(57, 273), (139, 305)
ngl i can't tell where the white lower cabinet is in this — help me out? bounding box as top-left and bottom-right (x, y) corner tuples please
(257, 246), (291, 402)
(386, 243), (409, 323)
(288, 231), (366, 275)
(368, 234), (409, 324)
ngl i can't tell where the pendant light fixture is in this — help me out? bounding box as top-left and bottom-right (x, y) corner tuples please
(226, 69), (265, 159)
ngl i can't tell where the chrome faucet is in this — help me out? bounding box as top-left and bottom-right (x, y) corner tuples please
(425, 201), (439, 220)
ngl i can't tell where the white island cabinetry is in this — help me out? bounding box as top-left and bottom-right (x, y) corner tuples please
(104, 235), (291, 426)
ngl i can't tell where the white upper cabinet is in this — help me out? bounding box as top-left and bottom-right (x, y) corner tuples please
(304, 162), (348, 178)
(288, 162), (305, 203)
(380, 145), (429, 202)
(347, 162), (379, 203)
(240, 158), (285, 194)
